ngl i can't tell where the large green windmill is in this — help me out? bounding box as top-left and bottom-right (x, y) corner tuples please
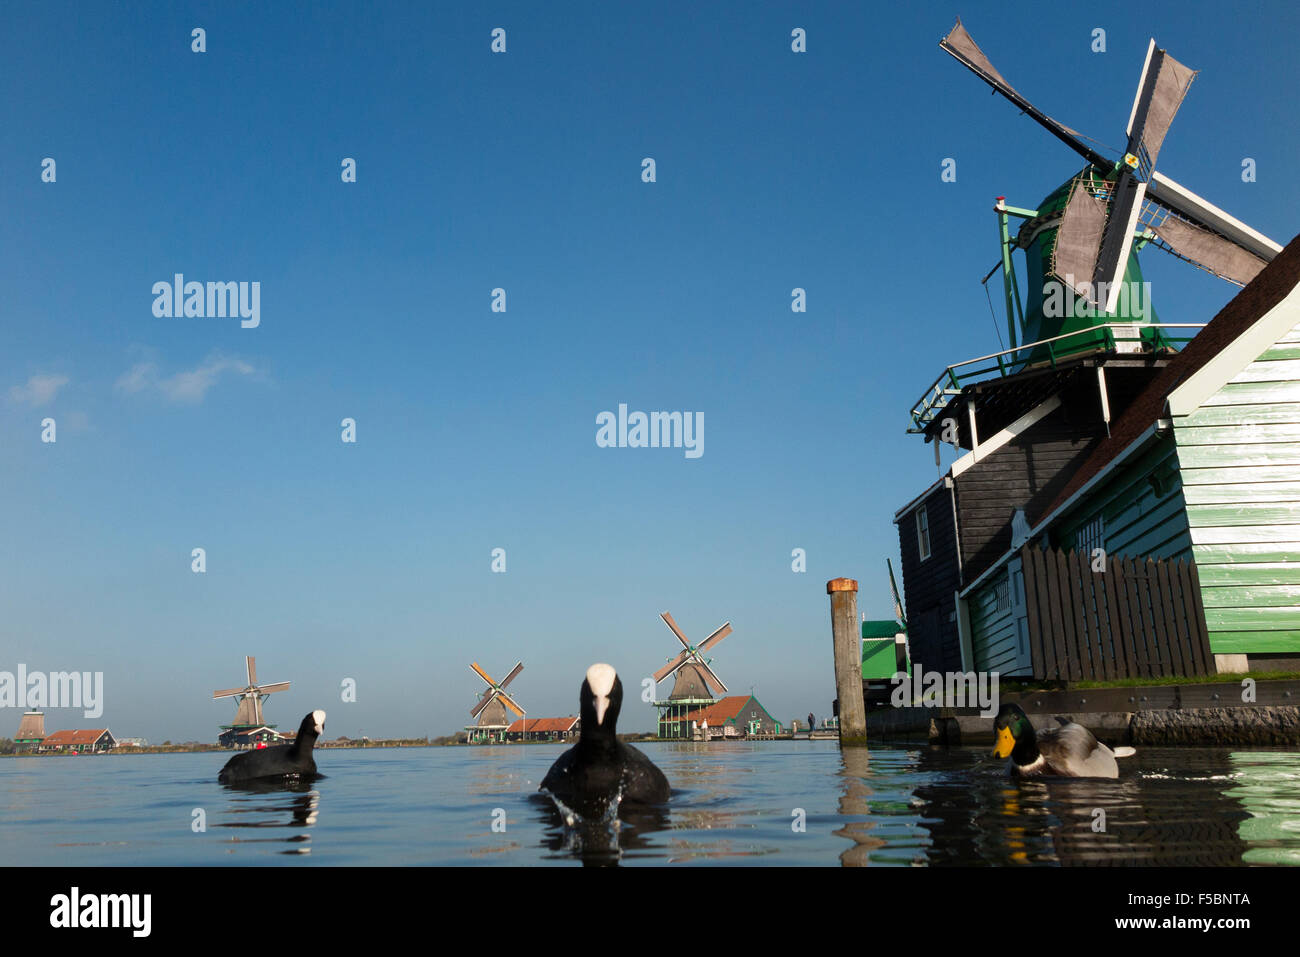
(940, 19), (1282, 370)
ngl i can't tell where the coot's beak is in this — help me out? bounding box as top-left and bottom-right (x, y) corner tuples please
(594, 696), (609, 726)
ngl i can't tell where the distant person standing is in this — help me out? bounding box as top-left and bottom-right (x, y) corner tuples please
(807, 712), (815, 731)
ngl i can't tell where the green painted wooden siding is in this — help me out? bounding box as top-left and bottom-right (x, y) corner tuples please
(1056, 435), (1193, 562)
(1174, 319), (1300, 654)
(970, 568), (1019, 673)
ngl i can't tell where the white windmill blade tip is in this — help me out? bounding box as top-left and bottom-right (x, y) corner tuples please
(1126, 39), (1159, 137)
(1149, 171), (1283, 255)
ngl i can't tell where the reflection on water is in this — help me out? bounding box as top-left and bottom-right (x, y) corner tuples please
(532, 793), (671, 866)
(834, 747), (886, 866)
(3, 744), (1300, 865)
(217, 779), (321, 857)
(1230, 752), (1300, 865)
(889, 746), (1270, 865)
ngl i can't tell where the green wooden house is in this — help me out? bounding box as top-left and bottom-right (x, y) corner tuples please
(895, 23), (1293, 681)
(678, 694), (781, 739)
(959, 237), (1300, 675)
(861, 619), (909, 680)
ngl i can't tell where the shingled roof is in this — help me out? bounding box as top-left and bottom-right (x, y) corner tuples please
(680, 695), (758, 726)
(506, 716), (578, 733)
(1042, 230), (1300, 518)
(40, 729), (112, 746)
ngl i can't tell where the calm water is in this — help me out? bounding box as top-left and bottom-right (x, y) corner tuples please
(3, 741), (1299, 866)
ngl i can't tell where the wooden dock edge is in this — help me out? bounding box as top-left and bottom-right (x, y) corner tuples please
(862, 678), (1300, 747)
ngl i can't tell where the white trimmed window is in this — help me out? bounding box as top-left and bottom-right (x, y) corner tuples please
(916, 506), (931, 561)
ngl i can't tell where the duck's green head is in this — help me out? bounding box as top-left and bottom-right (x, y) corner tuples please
(992, 703), (1033, 759)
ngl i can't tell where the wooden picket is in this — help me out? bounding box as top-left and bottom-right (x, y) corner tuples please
(1020, 545), (1214, 680)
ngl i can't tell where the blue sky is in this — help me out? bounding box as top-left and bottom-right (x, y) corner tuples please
(3, 1), (1298, 741)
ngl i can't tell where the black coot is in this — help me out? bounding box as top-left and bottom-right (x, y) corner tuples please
(540, 664), (669, 816)
(218, 710), (326, 784)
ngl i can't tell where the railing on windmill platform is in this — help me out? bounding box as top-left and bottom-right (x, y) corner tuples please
(907, 321), (1207, 432)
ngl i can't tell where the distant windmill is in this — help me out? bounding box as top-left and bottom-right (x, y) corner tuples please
(655, 612), (733, 699)
(465, 661), (524, 744)
(212, 656), (290, 730)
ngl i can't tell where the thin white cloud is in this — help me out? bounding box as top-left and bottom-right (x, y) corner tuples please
(160, 356), (256, 402)
(9, 373), (69, 407)
(115, 354), (259, 404)
(114, 362), (157, 395)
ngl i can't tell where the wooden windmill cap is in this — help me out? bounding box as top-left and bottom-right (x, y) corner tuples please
(826, 578), (858, 594)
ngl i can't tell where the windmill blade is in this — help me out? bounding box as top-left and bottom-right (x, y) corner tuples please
(1149, 211), (1268, 285)
(1148, 171), (1282, 263)
(213, 687), (246, 699)
(1092, 42), (1197, 312)
(698, 622), (732, 653)
(653, 649), (692, 684)
(887, 558), (907, 629)
(1053, 175), (1109, 294)
(468, 662), (497, 688)
(659, 612), (692, 649)
(497, 691), (526, 718)
(696, 660), (729, 696)
(1124, 42), (1196, 172)
(939, 19), (1107, 169)
(257, 681), (290, 695)
(246, 657), (257, 686)
(470, 690), (494, 718)
(1092, 172), (1149, 311)
(499, 662), (524, 689)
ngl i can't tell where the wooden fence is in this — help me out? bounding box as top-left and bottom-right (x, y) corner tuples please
(1020, 545), (1213, 680)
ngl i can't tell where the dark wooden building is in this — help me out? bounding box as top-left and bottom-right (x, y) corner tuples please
(679, 694), (780, 739)
(896, 356), (1180, 674)
(37, 729), (116, 753)
(504, 716), (579, 742)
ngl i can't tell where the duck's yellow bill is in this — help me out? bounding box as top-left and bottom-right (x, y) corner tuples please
(992, 726), (1015, 758)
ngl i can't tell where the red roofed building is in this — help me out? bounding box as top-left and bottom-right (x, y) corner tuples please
(680, 694), (779, 740)
(37, 729), (116, 754)
(504, 716), (579, 743)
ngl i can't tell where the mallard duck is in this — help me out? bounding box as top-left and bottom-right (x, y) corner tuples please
(992, 703), (1135, 778)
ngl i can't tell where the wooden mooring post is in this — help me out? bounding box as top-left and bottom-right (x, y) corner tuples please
(827, 578), (867, 747)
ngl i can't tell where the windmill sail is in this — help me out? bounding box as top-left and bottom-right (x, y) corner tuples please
(1093, 173), (1150, 310)
(1150, 213), (1269, 285)
(1124, 44), (1197, 170)
(1053, 176), (1109, 294)
(887, 558), (907, 628)
(939, 19), (1106, 168)
(1094, 43), (1198, 310)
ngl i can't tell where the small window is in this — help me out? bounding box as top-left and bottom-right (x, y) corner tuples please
(995, 575), (1010, 612)
(916, 506), (931, 561)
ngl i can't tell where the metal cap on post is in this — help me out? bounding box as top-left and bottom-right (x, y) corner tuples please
(827, 578), (867, 747)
